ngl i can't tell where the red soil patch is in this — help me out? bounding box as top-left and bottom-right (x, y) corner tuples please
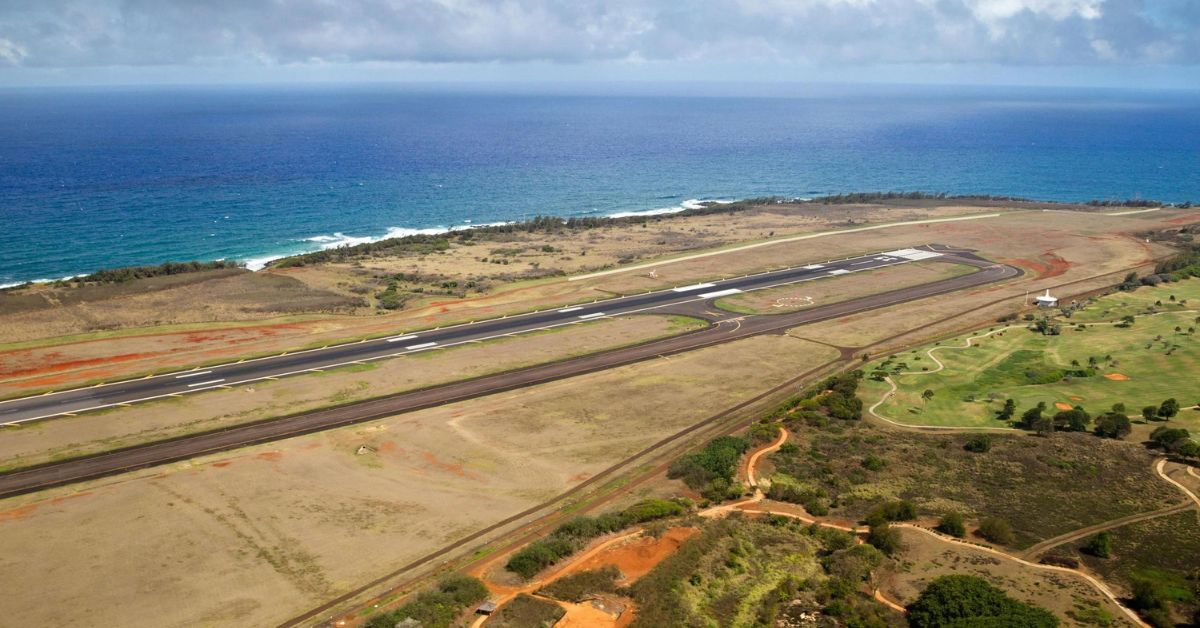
(0, 503), (40, 522)
(569, 473), (590, 482)
(1166, 214), (1200, 225)
(211, 461), (233, 468)
(1069, 396), (1084, 401)
(421, 451), (485, 482)
(570, 527), (700, 584)
(1104, 373), (1130, 381)
(1054, 402), (1074, 411)
(49, 491), (92, 505)
(376, 441), (397, 454)
(0, 351), (161, 380)
(1005, 251), (1071, 280)
(255, 451), (284, 462)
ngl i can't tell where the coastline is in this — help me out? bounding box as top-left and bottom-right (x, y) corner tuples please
(1, 192), (1189, 290)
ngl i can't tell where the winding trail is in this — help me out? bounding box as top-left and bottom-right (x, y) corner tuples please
(866, 325), (1023, 431)
(727, 420), (1154, 627)
(1019, 502), (1193, 560)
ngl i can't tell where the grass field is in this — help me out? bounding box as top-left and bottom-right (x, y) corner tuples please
(860, 280), (1200, 429)
(712, 260), (975, 316)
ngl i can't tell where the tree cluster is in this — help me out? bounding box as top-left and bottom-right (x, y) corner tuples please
(907, 575), (1059, 627)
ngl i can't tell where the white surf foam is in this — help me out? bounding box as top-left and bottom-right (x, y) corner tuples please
(608, 198), (734, 219)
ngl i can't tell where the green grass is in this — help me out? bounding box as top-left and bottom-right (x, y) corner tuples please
(861, 280), (1200, 429)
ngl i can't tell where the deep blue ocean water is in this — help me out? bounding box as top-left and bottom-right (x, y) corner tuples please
(2, 84), (1198, 286)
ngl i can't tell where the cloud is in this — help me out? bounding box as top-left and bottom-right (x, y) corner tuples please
(0, 0), (1195, 72)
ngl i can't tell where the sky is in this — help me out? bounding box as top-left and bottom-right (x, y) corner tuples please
(0, 0), (1197, 89)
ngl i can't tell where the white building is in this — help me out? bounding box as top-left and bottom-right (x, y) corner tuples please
(1035, 289), (1058, 308)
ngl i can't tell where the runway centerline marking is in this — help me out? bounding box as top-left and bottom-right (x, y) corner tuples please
(672, 283), (716, 292)
(577, 312), (606, 320)
(174, 370), (213, 379)
(385, 335), (418, 343)
(557, 307), (583, 313)
(186, 379), (225, 388)
(405, 342), (438, 350)
(698, 288), (742, 299)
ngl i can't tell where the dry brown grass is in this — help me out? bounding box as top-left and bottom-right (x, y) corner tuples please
(0, 314), (704, 470)
(0, 333), (839, 628)
(714, 260), (974, 315)
(880, 527), (1136, 627)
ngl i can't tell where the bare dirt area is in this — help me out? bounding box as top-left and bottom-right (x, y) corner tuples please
(568, 527), (700, 585)
(0, 333), (837, 628)
(714, 260), (974, 315)
(0, 314), (704, 470)
(880, 527), (1136, 627)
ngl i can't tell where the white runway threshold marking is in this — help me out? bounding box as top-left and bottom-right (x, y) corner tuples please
(557, 306), (583, 313)
(385, 334), (418, 343)
(698, 288), (742, 299)
(186, 379), (225, 388)
(883, 248), (943, 261)
(405, 342), (438, 350)
(578, 312), (606, 320)
(672, 282), (716, 292)
(174, 370), (213, 379)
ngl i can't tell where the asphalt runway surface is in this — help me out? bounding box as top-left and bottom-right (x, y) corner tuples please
(0, 245), (1019, 498)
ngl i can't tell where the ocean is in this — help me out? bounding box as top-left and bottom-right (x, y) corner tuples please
(1, 84), (1198, 287)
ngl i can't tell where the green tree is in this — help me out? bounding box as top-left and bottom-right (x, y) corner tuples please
(907, 575), (1059, 628)
(936, 512), (966, 538)
(1083, 532), (1112, 558)
(1142, 405), (1159, 421)
(1021, 402), (1047, 429)
(997, 398), (1017, 421)
(977, 517), (1015, 546)
(1094, 412), (1132, 439)
(1157, 398), (1180, 419)
(867, 522), (901, 556)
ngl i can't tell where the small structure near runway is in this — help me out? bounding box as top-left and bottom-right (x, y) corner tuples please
(1035, 289), (1058, 308)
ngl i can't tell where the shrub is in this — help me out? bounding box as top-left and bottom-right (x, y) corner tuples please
(537, 566), (620, 602)
(977, 517), (1015, 546)
(668, 436), (751, 500)
(860, 455), (886, 471)
(866, 522), (902, 556)
(907, 575), (1058, 627)
(936, 512), (966, 538)
(963, 435), (993, 453)
(865, 500), (917, 525)
(1082, 532), (1112, 558)
(362, 575), (489, 628)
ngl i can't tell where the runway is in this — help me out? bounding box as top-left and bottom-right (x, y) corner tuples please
(0, 245), (1019, 498)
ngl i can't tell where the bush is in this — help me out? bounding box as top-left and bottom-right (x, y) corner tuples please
(963, 435), (993, 453)
(1082, 532), (1112, 558)
(860, 455), (887, 471)
(537, 566), (620, 602)
(977, 517), (1015, 546)
(1094, 412), (1132, 439)
(865, 500), (917, 525)
(907, 575), (1058, 627)
(867, 522), (902, 556)
(668, 436), (750, 500)
(936, 512), (966, 538)
(504, 499), (688, 579)
(362, 575), (489, 628)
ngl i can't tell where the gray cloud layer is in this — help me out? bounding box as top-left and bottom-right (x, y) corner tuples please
(0, 0), (1197, 70)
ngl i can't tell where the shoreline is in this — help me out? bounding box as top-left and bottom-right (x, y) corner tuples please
(1, 192), (1190, 290)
